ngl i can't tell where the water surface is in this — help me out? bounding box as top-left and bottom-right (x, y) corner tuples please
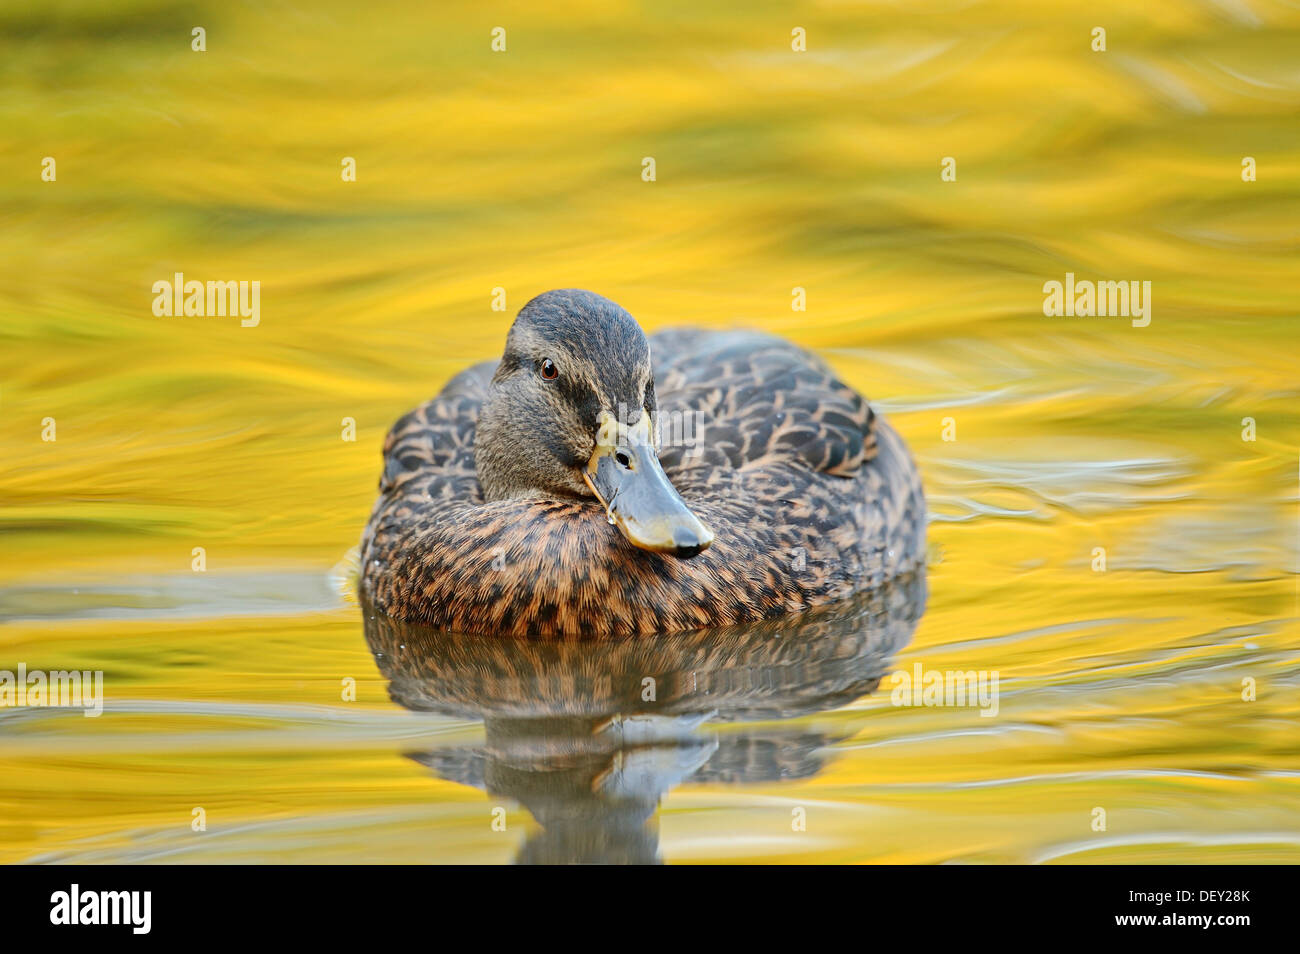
(1, 0), (1297, 863)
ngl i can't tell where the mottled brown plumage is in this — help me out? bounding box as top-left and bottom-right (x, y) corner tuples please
(360, 291), (925, 637)
(365, 573), (926, 719)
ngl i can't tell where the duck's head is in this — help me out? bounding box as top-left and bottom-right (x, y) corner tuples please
(475, 289), (713, 559)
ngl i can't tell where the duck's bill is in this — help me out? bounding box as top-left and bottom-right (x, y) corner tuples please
(583, 414), (713, 559)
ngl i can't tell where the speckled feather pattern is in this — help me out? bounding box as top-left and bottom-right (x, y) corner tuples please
(365, 572), (927, 719)
(360, 328), (926, 637)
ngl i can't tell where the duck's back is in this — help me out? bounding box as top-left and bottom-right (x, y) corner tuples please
(360, 329), (925, 637)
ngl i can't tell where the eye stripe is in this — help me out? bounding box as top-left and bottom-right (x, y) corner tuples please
(556, 377), (600, 423)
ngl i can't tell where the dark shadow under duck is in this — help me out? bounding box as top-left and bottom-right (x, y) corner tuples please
(360, 289), (925, 637)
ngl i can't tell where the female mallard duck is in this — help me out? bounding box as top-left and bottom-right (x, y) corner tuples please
(360, 289), (925, 638)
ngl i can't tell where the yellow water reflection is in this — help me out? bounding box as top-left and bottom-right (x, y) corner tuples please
(0, 0), (1297, 863)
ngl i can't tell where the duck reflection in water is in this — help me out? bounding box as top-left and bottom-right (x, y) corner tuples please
(363, 571), (925, 864)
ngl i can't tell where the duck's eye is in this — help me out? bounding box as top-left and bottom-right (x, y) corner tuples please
(540, 358), (558, 380)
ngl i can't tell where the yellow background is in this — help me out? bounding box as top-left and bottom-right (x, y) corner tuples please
(0, 0), (1296, 862)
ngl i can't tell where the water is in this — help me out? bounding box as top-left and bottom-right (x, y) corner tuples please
(1, 1), (1297, 863)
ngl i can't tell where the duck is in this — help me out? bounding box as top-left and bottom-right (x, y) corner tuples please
(360, 289), (925, 638)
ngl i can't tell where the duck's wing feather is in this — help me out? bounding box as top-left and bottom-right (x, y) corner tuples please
(649, 328), (876, 479)
(376, 360), (495, 501)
